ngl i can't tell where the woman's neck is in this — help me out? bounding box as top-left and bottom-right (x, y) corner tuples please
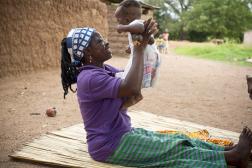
(84, 62), (104, 68)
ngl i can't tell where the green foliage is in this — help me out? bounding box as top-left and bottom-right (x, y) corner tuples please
(144, 0), (252, 41)
(184, 0), (252, 40)
(188, 31), (209, 42)
(144, 0), (194, 40)
(174, 43), (252, 66)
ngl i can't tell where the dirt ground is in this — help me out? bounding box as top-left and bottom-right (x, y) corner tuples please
(1, 50), (252, 168)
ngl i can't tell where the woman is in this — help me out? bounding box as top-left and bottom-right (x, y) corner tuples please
(60, 19), (252, 168)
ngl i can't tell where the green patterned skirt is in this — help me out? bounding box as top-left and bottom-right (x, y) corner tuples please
(106, 128), (227, 168)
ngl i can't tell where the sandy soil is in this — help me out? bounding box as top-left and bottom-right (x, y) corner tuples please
(1, 51), (252, 168)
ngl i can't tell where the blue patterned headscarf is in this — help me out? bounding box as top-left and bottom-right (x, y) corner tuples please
(66, 27), (96, 64)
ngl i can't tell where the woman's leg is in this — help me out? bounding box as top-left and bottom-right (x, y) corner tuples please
(223, 140), (252, 161)
(190, 138), (225, 151)
(107, 127), (252, 168)
(106, 128), (227, 168)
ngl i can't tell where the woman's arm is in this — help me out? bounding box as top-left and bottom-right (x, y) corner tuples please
(117, 19), (157, 98)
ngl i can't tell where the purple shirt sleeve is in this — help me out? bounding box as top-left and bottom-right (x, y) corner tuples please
(89, 71), (122, 100)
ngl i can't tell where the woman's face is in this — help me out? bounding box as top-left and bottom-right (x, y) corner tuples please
(87, 32), (112, 63)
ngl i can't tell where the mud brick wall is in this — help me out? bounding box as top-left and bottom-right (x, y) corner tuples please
(0, 0), (108, 77)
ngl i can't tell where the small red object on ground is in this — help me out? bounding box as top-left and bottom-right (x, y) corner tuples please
(46, 107), (57, 117)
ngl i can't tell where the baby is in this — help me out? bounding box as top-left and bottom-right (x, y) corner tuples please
(115, 0), (160, 109)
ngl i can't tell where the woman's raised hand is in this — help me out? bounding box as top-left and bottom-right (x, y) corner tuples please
(136, 18), (158, 50)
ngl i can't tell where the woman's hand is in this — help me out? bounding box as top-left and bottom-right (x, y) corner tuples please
(135, 18), (158, 50)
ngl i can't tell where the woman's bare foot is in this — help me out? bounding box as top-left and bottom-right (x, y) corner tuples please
(229, 127), (252, 168)
(224, 138), (252, 161)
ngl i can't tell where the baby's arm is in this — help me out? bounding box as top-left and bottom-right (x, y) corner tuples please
(117, 22), (145, 34)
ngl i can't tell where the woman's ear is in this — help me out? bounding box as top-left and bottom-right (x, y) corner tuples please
(84, 47), (92, 57)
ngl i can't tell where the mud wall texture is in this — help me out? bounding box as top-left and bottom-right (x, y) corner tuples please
(0, 0), (108, 77)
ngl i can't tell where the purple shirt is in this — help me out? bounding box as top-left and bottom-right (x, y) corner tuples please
(77, 64), (131, 161)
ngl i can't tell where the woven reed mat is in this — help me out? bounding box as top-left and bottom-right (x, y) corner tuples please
(9, 110), (252, 168)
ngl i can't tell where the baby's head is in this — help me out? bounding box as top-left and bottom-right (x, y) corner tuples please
(115, 0), (141, 25)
